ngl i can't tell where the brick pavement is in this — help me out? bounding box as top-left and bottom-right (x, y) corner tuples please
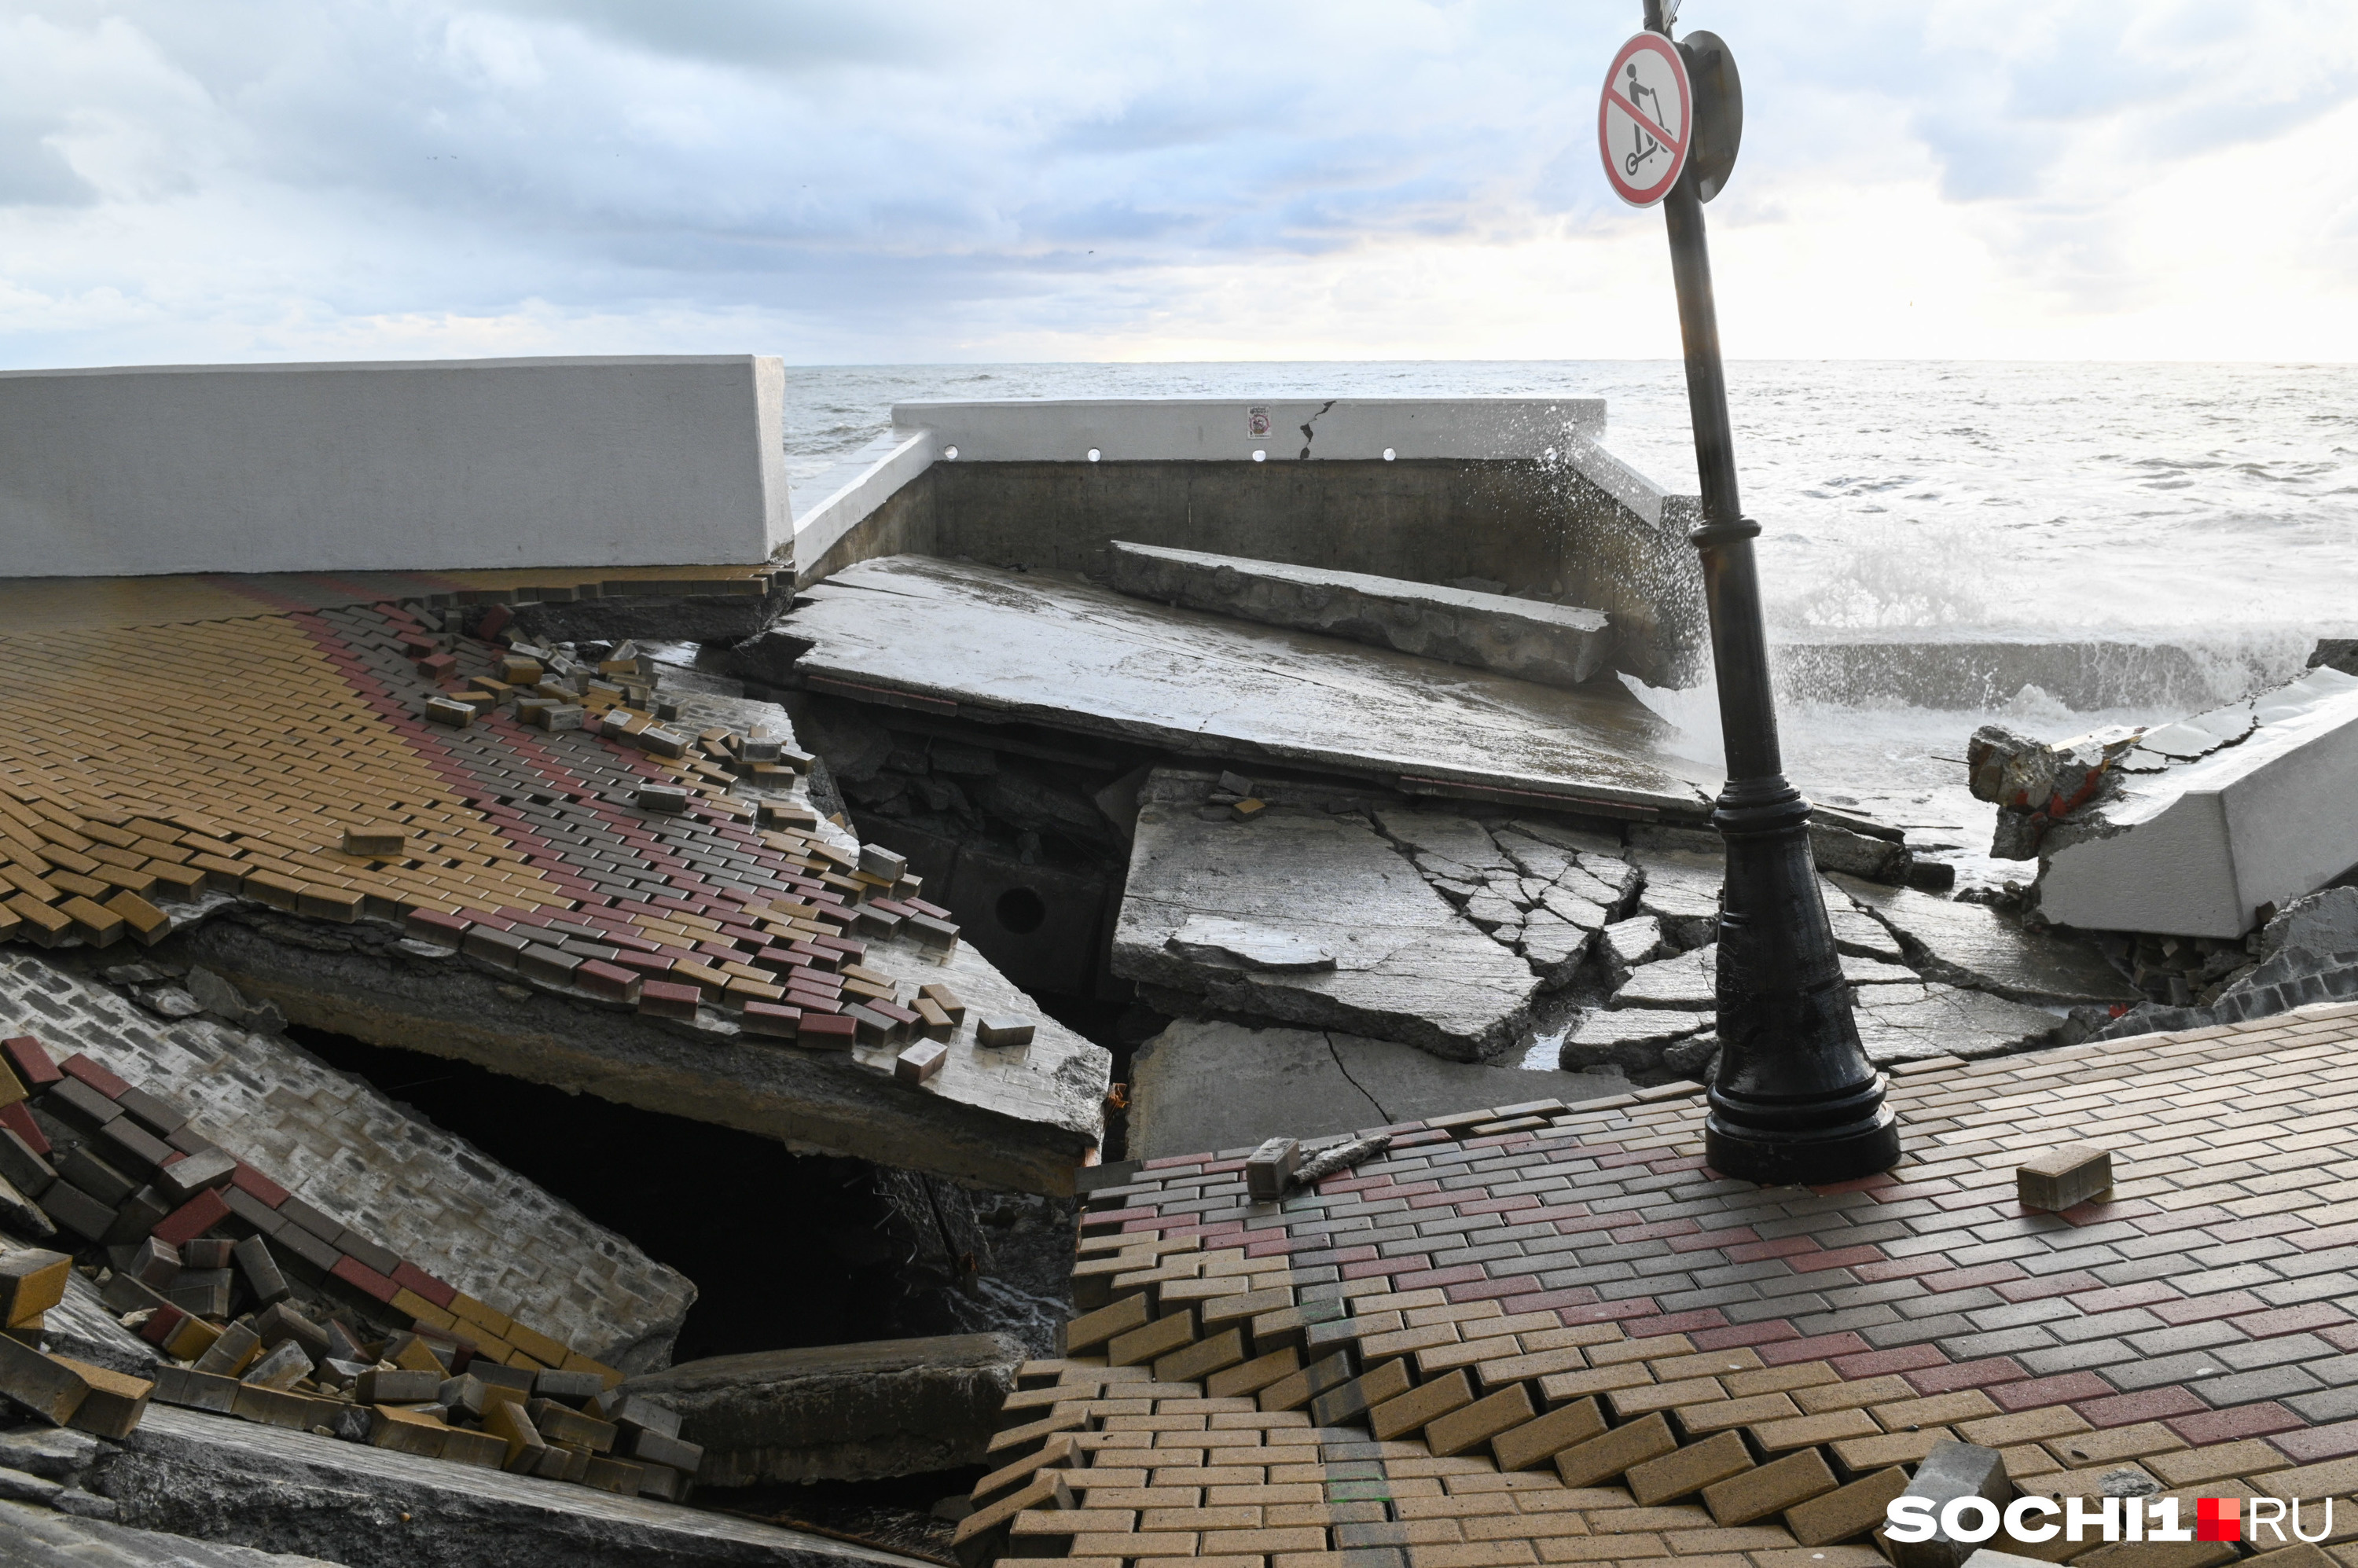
(961, 1002), (2358, 1567)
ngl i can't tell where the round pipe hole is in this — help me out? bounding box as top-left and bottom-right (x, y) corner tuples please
(1252, 450), (1266, 463)
(1382, 447), (1396, 461)
(1087, 448), (1101, 462)
(942, 445), (959, 461)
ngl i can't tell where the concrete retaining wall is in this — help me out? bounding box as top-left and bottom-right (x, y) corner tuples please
(794, 398), (1706, 689)
(0, 355), (790, 577)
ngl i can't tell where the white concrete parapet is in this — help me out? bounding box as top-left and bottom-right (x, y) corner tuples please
(0, 354), (790, 578)
(791, 396), (1688, 575)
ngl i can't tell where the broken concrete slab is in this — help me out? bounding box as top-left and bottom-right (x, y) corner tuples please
(615, 1334), (1025, 1487)
(1826, 873), (2140, 1007)
(2259, 887), (2358, 962)
(1106, 540), (1616, 689)
(1559, 1009), (1711, 1074)
(1127, 1019), (1633, 1160)
(738, 556), (1716, 821)
(1611, 945), (1717, 1010)
(1849, 982), (2067, 1066)
(0, 950), (692, 1371)
(1166, 919), (1336, 972)
(88, 1404), (925, 1567)
(1115, 773), (1546, 1059)
(0, 1501), (346, 1568)
(1629, 848), (1723, 950)
(1974, 664), (2358, 938)
(184, 908), (1109, 1202)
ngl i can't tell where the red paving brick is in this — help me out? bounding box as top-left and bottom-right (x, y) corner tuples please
(2232, 1303), (2353, 1339)
(2150, 1291), (2271, 1327)
(1919, 1261), (2031, 1294)
(2169, 1402), (2309, 1446)
(1993, 1372), (2117, 1412)
(2074, 1386), (2209, 1428)
(1993, 1269), (2105, 1303)
(1831, 1344), (1952, 1380)
(1790, 1244), (1886, 1273)
(1904, 1356), (2029, 1396)
(1693, 1320), (1802, 1351)
(2269, 1418), (2358, 1463)
(1724, 1236), (1826, 1263)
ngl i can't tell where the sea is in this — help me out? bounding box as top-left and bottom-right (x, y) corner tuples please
(774, 361), (2358, 888)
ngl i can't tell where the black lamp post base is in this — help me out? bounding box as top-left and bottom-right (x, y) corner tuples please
(1705, 1100), (1901, 1188)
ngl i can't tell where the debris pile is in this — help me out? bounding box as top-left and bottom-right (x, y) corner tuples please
(0, 1030), (732, 1502)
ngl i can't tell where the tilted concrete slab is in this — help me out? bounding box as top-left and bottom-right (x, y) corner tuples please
(0, 1504), (343, 1568)
(1105, 540), (1614, 688)
(91, 1405), (931, 1568)
(1113, 772), (1548, 1059)
(1127, 1018), (1633, 1161)
(742, 556), (1715, 821)
(1, 948), (696, 1370)
(1827, 872), (2140, 1007)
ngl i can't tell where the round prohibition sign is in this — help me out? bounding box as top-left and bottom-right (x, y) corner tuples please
(1598, 31), (1691, 207)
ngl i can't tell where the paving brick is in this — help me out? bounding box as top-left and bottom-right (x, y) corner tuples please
(1552, 1411), (1677, 1489)
(1622, 1431), (1751, 1507)
(1699, 1448), (1835, 1527)
(1781, 1464), (1908, 1548)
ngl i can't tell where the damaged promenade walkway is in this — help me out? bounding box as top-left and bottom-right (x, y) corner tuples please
(958, 1000), (2358, 1568)
(0, 571), (1108, 1195)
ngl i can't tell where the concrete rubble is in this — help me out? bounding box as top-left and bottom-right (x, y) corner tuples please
(1971, 657), (2358, 938)
(1105, 539), (1617, 688)
(615, 1333), (1027, 1487)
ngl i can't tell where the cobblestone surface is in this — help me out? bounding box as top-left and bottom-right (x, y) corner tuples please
(961, 1001), (2358, 1568)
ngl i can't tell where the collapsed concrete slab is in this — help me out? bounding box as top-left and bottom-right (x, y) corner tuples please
(737, 555), (1716, 821)
(1, 949), (693, 1370)
(1104, 540), (1615, 688)
(86, 1405), (927, 1568)
(1126, 1019), (1633, 1160)
(0, 583), (1109, 1198)
(1826, 873), (2142, 1008)
(615, 1334), (1025, 1488)
(1971, 663), (2358, 938)
(1112, 773), (1550, 1059)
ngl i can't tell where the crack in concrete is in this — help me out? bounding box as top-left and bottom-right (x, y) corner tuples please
(1298, 398), (1337, 462)
(1324, 1029), (1391, 1123)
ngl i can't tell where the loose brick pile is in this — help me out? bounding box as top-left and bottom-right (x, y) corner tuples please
(958, 1002), (2358, 1567)
(0, 1030), (711, 1500)
(0, 580), (1030, 1074)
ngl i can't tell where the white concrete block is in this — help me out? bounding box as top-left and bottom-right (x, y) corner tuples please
(2039, 667), (2358, 937)
(0, 354), (788, 577)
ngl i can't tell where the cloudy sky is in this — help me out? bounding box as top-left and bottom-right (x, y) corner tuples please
(0, 1), (2352, 368)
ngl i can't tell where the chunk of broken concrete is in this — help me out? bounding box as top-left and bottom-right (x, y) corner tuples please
(1613, 945), (1717, 1011)
(1166, 918), (1337, 973)
(1119, 773), (1545, 1059)
(1828, 873), (2138, 1006)
(1561, 1009), (1710, 1074)
(615, 1333), (1026, 1486)
(1630, 848), (1722, 950)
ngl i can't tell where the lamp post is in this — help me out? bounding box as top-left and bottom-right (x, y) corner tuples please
(1636, 0), (1900, 1185)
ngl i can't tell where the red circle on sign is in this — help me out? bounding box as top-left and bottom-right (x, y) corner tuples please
(1598, 32), (1691, 207)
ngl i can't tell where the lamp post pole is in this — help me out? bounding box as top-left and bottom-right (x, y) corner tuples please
(1641, 0), (1900, 1185)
